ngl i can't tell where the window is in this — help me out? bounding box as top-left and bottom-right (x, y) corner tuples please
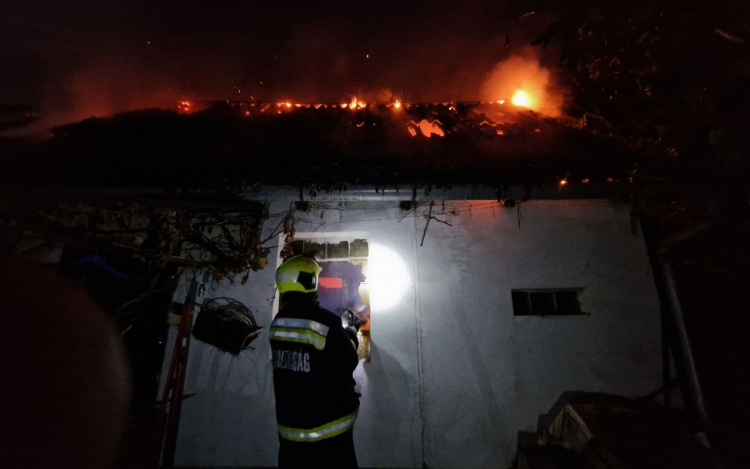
(512, 289), (585, 316)
(287, 235), (371, 362)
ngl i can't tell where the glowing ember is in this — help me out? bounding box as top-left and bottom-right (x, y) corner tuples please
(512, 90), (532, 108)
(394, 100), (402, 109)
(559, 179), (568, 186)
(410, 120), (444, 138)
(497, 100), (505, 105)
(349, 96), (366, 110)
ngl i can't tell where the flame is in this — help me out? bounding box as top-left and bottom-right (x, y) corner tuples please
(349, 96), (366, 110)
(394, 100), (402, 109)
(512, 90), (532, 108)
(410, 120), (444, 138)
(481, 52), (563, 116)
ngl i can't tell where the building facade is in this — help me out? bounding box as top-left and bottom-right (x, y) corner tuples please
(164, 198), (661, 469)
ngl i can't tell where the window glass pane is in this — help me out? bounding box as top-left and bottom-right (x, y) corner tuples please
(289, 240), (304, 256)
(326, 241), (349, 259)
(512, 291), (532, 316)
(555, 291), (581, 314)
(350, 239), (369, 258)
(530, 292), (556, 315)
(303, 241), (325, 259)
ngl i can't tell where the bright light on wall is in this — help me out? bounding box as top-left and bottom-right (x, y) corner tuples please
(368, 244), (409, 311)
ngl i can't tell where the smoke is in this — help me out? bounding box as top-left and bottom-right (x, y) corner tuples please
(0, 0), (567, 136)
(480, 48), (564, 116)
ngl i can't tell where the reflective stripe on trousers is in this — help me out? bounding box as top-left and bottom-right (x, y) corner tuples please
(278, 410), (358, 442)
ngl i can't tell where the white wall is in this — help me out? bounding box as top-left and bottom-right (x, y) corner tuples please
(166, 200), (661, 468)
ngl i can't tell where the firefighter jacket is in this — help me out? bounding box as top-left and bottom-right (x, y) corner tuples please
(270, 292), (360, 442)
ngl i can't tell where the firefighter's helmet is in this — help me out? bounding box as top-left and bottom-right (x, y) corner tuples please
(275, 254), (322, 294)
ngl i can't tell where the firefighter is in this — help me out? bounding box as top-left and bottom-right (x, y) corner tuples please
(270, 254), (361, 469)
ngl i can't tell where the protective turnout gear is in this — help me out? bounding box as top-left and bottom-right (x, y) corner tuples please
(270, 292), (360, 469)
(275, 255), (323, 294)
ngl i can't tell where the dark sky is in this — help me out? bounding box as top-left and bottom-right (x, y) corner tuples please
(1, 0), (559, 126)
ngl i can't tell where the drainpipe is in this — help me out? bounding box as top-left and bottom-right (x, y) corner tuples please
(654, 222), (713, 432)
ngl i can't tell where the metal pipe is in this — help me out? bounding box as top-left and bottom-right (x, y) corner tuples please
(655, 221), (714, 432)
(658, 259), (708, 430)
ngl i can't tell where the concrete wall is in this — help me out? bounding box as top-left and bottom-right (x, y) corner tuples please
(165, 200), (661, 469)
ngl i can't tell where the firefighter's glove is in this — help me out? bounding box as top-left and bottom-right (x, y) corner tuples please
(342, 308), (365, 332)
(345, 326), (360, 349)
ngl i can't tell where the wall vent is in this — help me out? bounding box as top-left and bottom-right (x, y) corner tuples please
(511, 289), (586, 316)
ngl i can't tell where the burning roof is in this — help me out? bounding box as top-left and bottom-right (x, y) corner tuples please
(4, 101), (639, 189)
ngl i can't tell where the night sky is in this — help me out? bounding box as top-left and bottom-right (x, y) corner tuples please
(1, 1), (558, 127)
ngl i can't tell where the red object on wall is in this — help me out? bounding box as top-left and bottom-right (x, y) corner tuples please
(318, 277), (343, 289)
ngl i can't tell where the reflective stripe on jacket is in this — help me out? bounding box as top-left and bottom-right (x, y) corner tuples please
(269, 317), (330, 350)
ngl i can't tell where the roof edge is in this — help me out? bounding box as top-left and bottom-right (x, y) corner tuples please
(239, 183), (628, 202)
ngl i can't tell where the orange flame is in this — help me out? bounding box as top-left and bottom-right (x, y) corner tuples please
(512, 90), (532, 107)
(349, 96), (366, 110)
(410, 120), (444, 137)
(481, 52), (562, 116)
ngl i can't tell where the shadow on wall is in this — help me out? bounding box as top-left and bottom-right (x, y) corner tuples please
(361, 343), (421, 468)
(186, 336), (273, 397)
